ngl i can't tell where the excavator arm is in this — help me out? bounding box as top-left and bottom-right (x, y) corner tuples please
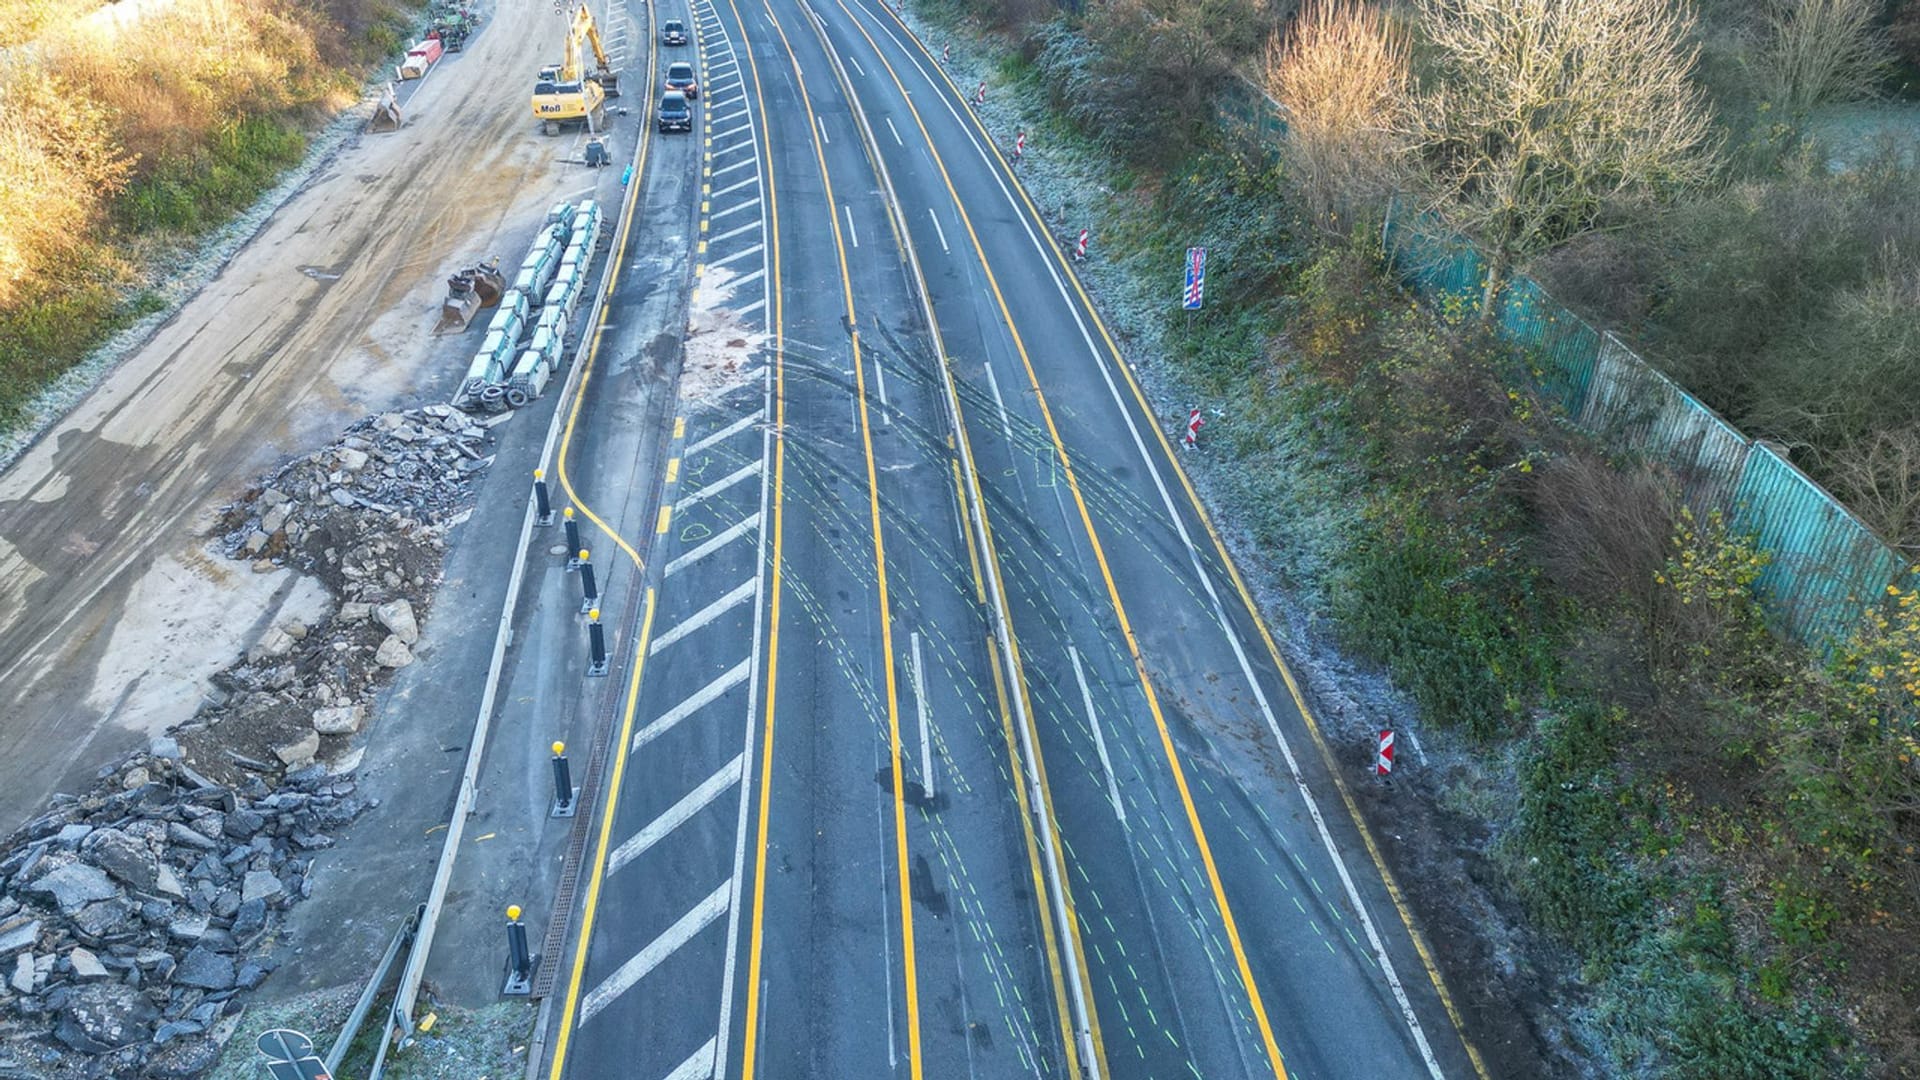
(572, 5), (621, 96)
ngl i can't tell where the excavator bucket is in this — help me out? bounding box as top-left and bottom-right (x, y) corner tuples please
(470, 259), (507, 308)
(370, 84), (402, 133)
(436, 272), (482, 334)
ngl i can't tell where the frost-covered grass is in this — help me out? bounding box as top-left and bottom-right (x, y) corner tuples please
(202, 987), (535, 1080)
(0, 91), (381, 474)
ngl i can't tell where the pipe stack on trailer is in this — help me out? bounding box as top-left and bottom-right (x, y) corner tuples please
(454, 201), (604, 412)
(506, 201), (601, 407)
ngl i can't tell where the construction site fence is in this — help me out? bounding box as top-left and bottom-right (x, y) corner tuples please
(1213, 76), (1909, 648)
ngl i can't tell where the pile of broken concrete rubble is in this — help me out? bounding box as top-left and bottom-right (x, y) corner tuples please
(0, 750), (369, 1079)
(0, 406), (497, 1078)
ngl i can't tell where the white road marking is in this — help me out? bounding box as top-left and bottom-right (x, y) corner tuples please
(632, 658), (753, 752)
(874, 349), (892, 426)
(733, 297), (766, 318)
(650, 579), (757, 654)
(664, 513), (762, 577)
(885, 116), (902, 145)
(911, 632), (932, 799)
(927, 207), (949, 253)
(577, 881), (731, 1025)
(675, 460), (763, 513)
(848, 55), (865, 78)
(608, 753), (745, 874)
(983, 359), (1014, 449)
(843, 204), (859, 247)
(662, 1038), (718, 1080)
(711, 175), (757, 198)
(709, 243), (764, 269)
(712, 155), (756, 176)
(728, 267), (767, 290)
(713, 17), (773, 1068)
(708, 220), (762, 245)
(1069, 645), (1126, 825)
(711, 139), (754, 158)
(714, 196), (764, 220)
(685, 407), (765, 457)
(818, 115), (831, 143)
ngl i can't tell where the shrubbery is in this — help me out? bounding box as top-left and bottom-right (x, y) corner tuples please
(0, 0), (418, 428)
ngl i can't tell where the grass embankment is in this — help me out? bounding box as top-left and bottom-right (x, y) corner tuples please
(0, 0), (421, 430)
(925, 6), (1920, 1075)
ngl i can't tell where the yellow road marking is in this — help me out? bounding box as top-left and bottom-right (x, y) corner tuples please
(895, 17), (1490, 1076)
(850, 15), (1100, 1070)
(837, 9), (1286, 1074)
(656, 506), (673, 534)
(543, 589), (657, 1077)
(665, 457), (681, 484)
(985, 634), (1083, 1076)
(544, 5), (671, 1075)
(727, 0), (785, 1072)
(755, 3), (921, 1072)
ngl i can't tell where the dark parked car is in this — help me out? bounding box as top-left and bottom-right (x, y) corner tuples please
(658, 90), (692, 133)
(660, 19), (688, 45)
(664, 61), (699, 100)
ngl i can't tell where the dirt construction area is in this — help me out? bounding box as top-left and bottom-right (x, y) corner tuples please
(0, 2), (610, 833)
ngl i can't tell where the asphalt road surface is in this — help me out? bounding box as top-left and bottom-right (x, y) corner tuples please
(536, 1), (1491, 1079)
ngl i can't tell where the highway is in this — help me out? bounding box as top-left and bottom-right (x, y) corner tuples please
(537, 0), (1490, 1077)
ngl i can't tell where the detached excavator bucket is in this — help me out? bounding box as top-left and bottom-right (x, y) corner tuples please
(370, 84), (402, 133)
(436, 273), (481, 334)
(470, 260), (507, 308)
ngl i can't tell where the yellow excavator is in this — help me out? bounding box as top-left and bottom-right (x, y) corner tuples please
(531, 3), (621, 135)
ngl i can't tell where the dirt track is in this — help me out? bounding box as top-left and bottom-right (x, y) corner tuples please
(0, 2), (616, 831)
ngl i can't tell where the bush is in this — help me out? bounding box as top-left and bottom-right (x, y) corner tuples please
(1507, 704), (1649, 961)
(1033, 0), (1256, 167)
(0, 0), (413, 432)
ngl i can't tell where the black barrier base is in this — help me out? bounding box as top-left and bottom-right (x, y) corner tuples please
(502, 953), (541, 997)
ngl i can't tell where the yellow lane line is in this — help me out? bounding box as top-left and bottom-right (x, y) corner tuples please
(879, 13), (1490, 1076)
(553, 3), (660, 572)
(753, 3), (922, 1073)
(831, 9), (1101, 1071)
(544, 587), (658, 1076)
(832, 6), (1288, 1074)
(540, 4), (674, 1076)
(984, 633), (1084, 1077)
(726, 0), (786, 1071)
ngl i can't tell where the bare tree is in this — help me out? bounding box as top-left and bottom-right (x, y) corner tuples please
(1409, 0), (1720, 311)
(1263, 0), (1410, 237)
(1758, 0), (1895, 116)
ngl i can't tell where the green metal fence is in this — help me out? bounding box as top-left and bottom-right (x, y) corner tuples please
(1373, 196), (1910, 647)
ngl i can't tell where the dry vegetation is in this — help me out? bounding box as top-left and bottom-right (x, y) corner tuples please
(1262, 0), (1408, 237)
(0, 0), (414, 427)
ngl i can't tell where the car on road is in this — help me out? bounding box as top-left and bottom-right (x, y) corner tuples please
(664, 61), (699, 99)
(657, 91), (692, 133)
(660, 19), (688, 45)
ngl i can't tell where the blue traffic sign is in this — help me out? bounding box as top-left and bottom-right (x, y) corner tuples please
(1183, 247), (1206, 310)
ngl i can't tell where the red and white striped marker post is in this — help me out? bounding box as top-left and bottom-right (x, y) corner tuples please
(1073, 228), (1089, 261)
(974, 81), (987, 105)
(1013, 130), (1026, 163)
(1376, 729), (1395, 777)
(1182, 406), (1203, 448)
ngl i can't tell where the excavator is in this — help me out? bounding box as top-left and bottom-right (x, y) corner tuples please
(531, 3), (621, 136)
